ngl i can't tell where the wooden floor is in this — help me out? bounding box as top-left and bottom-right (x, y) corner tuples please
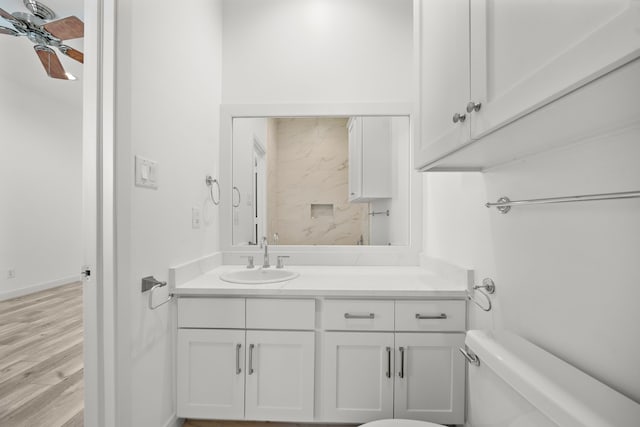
(0, 282), (84, 427)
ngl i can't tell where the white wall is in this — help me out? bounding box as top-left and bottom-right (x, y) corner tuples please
(369, 117), (410, 246)
(112, 0), (223, 425)
(0, 79), (82, 300)
(221, 0), (413, 104)
(424, 65), (640, 403)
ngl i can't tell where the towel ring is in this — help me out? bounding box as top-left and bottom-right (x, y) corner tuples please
(232, 186), (241, 208)
(206, 175), (220, 205)
(467, 278), (495, 312)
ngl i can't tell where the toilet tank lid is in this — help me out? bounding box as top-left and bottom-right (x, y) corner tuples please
(466, 330), (640, 427)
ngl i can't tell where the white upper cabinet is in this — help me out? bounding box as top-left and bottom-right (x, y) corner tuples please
(415, 0), (640, 170)
(416, 0), (471, 167)
(470, 0), (640, 139)
(348, 117), (392, 202)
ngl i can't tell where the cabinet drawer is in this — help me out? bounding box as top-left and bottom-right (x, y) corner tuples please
(246, 299), (315, 330)
(178, 297), (245, 328)
(395, 300), (465, 332)
(323, 300), (394, 331)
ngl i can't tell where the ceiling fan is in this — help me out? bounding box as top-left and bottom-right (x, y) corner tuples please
(0, 0), (84, 80)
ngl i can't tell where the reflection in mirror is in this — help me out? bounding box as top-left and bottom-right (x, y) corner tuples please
(232, 116), (409, 246)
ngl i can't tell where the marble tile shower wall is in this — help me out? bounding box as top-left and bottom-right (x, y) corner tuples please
(268, 118), (369, 245)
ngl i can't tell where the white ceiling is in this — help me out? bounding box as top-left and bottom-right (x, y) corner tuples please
(0, 0), (84, 106)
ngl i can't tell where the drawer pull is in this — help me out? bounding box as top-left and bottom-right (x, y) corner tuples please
(385, 347), (391, 378)
(398, 346), (405, 378)
(344, 312), (375, 319)
(235, 343), (242, 374)
(415, 313), (447, 320)
(248, 344), (255, 375)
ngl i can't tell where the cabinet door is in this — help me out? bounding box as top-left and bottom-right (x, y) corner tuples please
(361, 117), (392, 199)
(177, 329), (245, 419)
(245, 330), (315, 421)
(470, 0), (640, 139)
(415, 0), (471, 170)
(347, 117), (362, 201)
(394, 333), (465, 425)
(323, 332), (394, 422)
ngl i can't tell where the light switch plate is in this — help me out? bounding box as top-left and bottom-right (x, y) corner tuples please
(135, 155), (158, 189)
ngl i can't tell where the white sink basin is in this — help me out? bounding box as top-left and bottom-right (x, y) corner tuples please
(219, 268), (299, 285)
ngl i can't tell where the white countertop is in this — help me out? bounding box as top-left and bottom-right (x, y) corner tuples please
(174, 265), (468, 298)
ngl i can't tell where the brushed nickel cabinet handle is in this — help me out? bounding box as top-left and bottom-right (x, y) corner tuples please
(386, 347), (391, 378)
(248, 343), (255, 375)
(415, 313), (447, 320)
(232, 186), (241, 208)
(452, 112), (466, 123)
(398, 346), (405, 378)
(466, 101), (482, 113)
(235, 343), (242, 374)
(344, 313), (375, 319)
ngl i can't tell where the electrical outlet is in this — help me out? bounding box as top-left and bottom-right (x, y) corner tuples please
(192, 207), (201, 229)
(7, 269), (16, 279)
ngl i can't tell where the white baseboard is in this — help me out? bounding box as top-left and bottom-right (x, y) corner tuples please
(162, 414), (183, 427)
(0, 275), (81, 301)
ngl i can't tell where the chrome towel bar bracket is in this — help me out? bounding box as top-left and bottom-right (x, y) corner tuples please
(142, 276), (174, 310)
(486, 190), (640, 214)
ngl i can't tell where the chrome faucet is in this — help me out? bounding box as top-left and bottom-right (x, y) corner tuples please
(260, 236), (270, 268)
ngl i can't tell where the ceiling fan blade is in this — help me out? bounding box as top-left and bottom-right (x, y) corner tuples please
(59, 45), (84, 63)
(0, 7), (16, 22)
(0, 25), (19, 36)
(34, 45), (71, 80)
(43, 15), (83, 40)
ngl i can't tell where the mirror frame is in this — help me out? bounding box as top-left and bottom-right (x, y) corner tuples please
(220, 103), (423, 265)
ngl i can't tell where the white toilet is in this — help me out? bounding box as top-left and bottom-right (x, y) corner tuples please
(361, 330), (640, 427)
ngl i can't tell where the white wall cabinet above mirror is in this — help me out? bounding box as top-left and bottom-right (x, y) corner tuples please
(415, 0), (640, 171)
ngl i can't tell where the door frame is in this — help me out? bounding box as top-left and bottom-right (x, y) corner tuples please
(83, 0), (122, 425)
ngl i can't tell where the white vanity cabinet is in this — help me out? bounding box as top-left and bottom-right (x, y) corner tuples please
(321, 299), (466, 425)
(393, 333), (464, 424)
(177, 298), (315, 421)
(415, 0), (640, 170)
(177, 329), (246, 419)
(323, 332), (395, 422)
(244, 330), (315, 421)
(348, 117), (392, 202)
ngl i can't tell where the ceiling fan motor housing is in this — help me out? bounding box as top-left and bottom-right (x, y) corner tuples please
(23, 0), (56, 21)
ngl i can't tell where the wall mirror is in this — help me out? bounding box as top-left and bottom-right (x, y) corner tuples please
(231, 115), (411, 246)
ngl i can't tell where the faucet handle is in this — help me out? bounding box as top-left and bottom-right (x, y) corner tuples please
(276, 256), (290, 269)
(240, 255), (255, 269)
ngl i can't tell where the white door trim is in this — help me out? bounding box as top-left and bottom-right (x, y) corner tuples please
(83, 0), (121, 425)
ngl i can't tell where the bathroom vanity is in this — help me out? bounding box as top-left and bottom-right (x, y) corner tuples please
(174, 265), (467, 425)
